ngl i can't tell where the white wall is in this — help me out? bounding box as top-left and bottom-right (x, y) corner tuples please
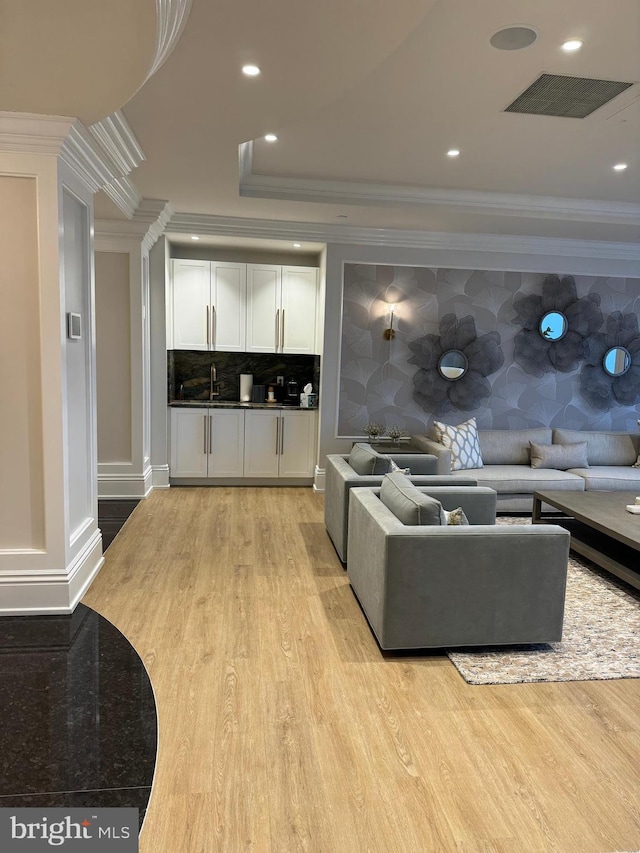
(96, 250), (132, 463)
(0, 176), (45, 548)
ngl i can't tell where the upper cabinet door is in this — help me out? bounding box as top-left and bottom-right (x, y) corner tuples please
(171, 260), (210, 350)
(281, 266), (319, 355)
(211, 262), (246, 352)
(246, 264), (281, 353)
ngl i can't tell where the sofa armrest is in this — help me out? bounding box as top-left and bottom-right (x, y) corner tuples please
(410, 436), (451, 473)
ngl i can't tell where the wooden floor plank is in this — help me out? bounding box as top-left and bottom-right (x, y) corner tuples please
(82, 487), (640, 853)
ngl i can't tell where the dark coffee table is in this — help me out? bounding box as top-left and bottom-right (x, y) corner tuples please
(533, 490), (640, 591)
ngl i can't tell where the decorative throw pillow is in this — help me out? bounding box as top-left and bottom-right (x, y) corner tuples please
(530, 441), (590, 470)
(348, 443), (392, 476)
(433, 417), (483, 471)
(388, 457), (411, 474)
(380, 472), (443, 525)
(441, 506), (470, 526)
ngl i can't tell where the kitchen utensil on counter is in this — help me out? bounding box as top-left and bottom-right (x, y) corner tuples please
(252, 385), (266, 403)
(240, 374), (253, 402)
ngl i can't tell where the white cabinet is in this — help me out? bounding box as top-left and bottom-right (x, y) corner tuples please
(170, 408), (245, 477)
(170, 259), (246, 352)
(246, 264), (319, 354)
(244, 410), (316, 478)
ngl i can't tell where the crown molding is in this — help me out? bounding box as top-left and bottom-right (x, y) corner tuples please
(89, 111), (145, 175)
(96, 199), (173, 251)
(167, 212), (640, 261)
(60, 123), (121, 193)
(102, 176), (143, 219)
(238, 141), (640, 227)
(147, 0), (194, 80)
(0, 112), (78, 156)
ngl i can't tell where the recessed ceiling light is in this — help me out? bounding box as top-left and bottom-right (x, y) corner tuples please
(264, 133), (278, 142)
(447, 149), (460, 158)
(613, 163), (628, 171)
(293, 242), (301, 248)
(490, 26), (538, 51)
(242, 64), (261, 77)
(561, 39), (583, 52)
(191, 235), (200, 240)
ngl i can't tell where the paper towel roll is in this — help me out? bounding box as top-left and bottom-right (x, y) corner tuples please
(240, 374), (253, 402)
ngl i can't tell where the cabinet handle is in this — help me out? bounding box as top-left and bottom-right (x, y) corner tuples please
(203, 416), (207, 453)
(211, 304), (216, 348)
(209, 415), (213, 454)
(281, 309), (285, 350)
(206, 305), (210, 346)
(280, 416), (285, 454)
(275, 418), (280, 455)
(275, 309), (280, 351)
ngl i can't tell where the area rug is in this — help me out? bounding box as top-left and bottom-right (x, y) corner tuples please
(447, 517), (640, 685)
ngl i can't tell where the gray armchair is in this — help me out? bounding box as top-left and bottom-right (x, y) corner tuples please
(325, 445), (476, 562)
(347, 483), (570, 650)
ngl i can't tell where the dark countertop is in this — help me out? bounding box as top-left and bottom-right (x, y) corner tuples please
(169, 400), (317, 411)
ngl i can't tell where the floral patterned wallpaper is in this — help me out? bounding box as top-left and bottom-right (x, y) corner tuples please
(339, 263), (640, 436)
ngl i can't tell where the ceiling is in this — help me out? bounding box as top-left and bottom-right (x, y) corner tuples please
(8, 0), (640, 244)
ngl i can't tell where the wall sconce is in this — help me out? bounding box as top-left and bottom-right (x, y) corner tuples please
(383, 303), (396, 340)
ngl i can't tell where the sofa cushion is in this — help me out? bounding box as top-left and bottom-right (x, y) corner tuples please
(480, 428), (552, 465)
(446, 465), (585, 494)
(348, 443), (392, 475)
(530, 441), (589, 470)
(568, 466), (640, 490)
(553, 429), (639, 466)
(433, 417), (483, 471)
(380, 473), (443, 525)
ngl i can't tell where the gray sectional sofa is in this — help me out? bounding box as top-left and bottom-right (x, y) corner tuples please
(412, 428), (640, 512)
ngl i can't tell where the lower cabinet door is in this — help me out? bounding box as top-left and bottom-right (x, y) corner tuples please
(243, 410), (280, 477)
(170, 409), (209, 477)
(208, 410), (245, 476)
(279, 411), (316, 477)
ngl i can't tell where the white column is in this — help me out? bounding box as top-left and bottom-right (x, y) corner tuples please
(0, 113), (116, 614)
(95, 201), (172, 499)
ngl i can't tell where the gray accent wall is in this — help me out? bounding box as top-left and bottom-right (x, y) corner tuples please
(338, 262), (640, 436)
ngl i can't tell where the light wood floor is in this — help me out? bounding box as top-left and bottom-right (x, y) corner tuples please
(83, 487), (640, 853)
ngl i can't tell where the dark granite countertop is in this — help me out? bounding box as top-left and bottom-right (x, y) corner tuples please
(169, 400), (317, 411)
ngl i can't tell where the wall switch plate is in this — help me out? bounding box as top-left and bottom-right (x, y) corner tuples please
(276, 375), (284, 385)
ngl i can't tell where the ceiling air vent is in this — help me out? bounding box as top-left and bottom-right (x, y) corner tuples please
(505, 73), (634, 118)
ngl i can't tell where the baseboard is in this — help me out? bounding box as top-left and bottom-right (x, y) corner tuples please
(152, 464), (170, 489)
(98, 466), (154, 499)
(0, 529), (104, 616)
(313, 465), (325, 492)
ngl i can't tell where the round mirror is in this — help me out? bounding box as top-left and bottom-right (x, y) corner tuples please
(603, 346), (631, 377)
(438, 350), (468, 381)
(539, 311), (568, 341)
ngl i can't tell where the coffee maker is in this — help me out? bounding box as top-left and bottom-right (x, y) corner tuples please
(285, 378), (299, 405)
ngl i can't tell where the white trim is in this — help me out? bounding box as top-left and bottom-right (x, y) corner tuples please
(96, 199), (173, 250)
(313, 465), (325, 492)
(89, 111), (145, 175)
(0, 530), (104, 616)
(148, 0), (193, 79)
(98, 466), (154, 499)
(102, 176), (143, 219)
(152, 464), (171, 488)
(167, 212), (640, 261)
(238, 140), (640, 227)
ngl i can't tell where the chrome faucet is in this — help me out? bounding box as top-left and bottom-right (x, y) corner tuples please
(210, 363), (220, 399)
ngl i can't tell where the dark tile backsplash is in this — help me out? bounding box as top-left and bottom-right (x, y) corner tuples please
(168, 350), (320, 403)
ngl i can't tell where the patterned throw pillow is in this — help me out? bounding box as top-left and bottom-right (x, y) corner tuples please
(440, 506), (470, 525)
(388, 457), (411, 474)
(433, 417), (483, 471)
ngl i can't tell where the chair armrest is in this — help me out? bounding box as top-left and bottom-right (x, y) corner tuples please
(410, 437), (451, 473)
